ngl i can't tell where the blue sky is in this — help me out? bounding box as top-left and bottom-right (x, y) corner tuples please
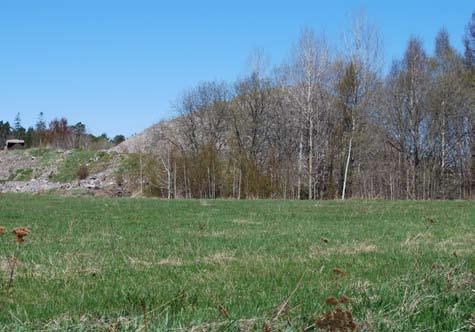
(0, 1), (472, 137)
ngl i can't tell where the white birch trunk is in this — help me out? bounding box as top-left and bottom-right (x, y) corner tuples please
(308, 118), (313, 200)
(342, 135), (353, 200)
(297, 131), (303, 200)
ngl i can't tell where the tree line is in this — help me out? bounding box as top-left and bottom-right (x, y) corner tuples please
(0, 112), (125, 150)
(134, 11), (474, 200)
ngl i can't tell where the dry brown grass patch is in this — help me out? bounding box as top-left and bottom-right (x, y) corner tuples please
(316, 294), (357, 331)
(310, 242), (378, 257)
(193, 230), (228, 238)
(127, 256), (153, 268)
(232, 219), (261, 225)
(157, 257), (184, 266)
(203, 251), (236, 264)
(435, 234), (475, 254)
(402, 232), (433, 248)
(28, 261), (101, 279)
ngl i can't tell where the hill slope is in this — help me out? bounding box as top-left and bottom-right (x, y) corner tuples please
(112, 119), (179, 154)
(0, 148), (124, 195)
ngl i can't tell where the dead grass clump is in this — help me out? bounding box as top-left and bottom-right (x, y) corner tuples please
(76, 266), (100, 276)
(204, 252), (236, 264)
(0, 226), (31, 290)
(76, 164), (89, 180)
(316, 294), (357, 331)
(339, 294), (350, 304)
(426, 217), (436, 225)
(262, 321), (271, 332)
(197, 231), (227, 238)
(402, 232), (433, 248)
(444, 267), (474, 292)
(352, 280), (371, 293)
(315, 308), (357, 331)
(157, 258), (183, 266)
(126, 256), (153, 268)
(325, 296), (339, 305)
(12, 227), (30, 243)
(332, 267), (346, 277)
(311, 242), (378, 257)
(435, 234), (475, 255)
(340, 244), (377, 255)
(218, 303), (229, 319)
(233, 219), (261, 225)
(468, 313), (475, 331)
(273, 301), (290, 318)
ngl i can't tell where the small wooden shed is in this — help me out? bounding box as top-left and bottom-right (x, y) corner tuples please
(4, 139), (25, 150)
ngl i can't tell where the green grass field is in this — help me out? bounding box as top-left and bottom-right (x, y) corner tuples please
(0, 194), (473, 331)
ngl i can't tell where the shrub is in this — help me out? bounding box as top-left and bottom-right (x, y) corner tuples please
(76, 165), (89, 180)
(115, 171), (124, 187)
(0, 226), (30, 290)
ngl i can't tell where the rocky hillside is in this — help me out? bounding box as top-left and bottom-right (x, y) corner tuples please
(0, 148), (125, 196)
(111, 119), (180, 154)
(0, 119), (181, 196)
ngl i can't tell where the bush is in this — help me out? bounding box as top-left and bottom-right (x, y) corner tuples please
(115, 171), (124, 187)
(76, 165), (89, 180)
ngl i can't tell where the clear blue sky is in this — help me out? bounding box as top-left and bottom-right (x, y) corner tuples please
(0, 1), (472, 137)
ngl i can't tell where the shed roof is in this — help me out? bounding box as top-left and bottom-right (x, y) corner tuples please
(5, 139), (25, 144)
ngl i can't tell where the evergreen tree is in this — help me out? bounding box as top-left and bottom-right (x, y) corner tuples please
(12, 113), (25, 139)
(13, 113), (22, 132)
(0, 121), (11, 147)
(35, 112), (47, 146)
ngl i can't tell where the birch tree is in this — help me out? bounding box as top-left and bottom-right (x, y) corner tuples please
(285, 27), (330, 199)
(340, 11), (382, 199)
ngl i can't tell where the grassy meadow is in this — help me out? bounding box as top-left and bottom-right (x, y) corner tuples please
(0, 194), (473, 331)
